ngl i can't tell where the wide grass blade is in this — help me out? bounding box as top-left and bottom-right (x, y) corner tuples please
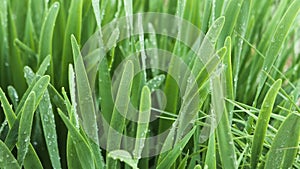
(38, 2), (59, 69)
(265, 113), (300, 169)
(17, 92), (35, 166)
(71, 35), (98, 143)
(251, 79), (282, 169)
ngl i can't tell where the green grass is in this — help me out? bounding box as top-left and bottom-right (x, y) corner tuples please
(0, 0), (300, 169)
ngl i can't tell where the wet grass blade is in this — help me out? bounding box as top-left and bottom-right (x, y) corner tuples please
(38, 2), (59, 66)
(0, 88), (16, 127)
(251, 79), (282, 169)
(265, 113), (300, 169)
(0, 140), (20, 169)
(71, 35), (98, 143)
(17, 92), (35, 166)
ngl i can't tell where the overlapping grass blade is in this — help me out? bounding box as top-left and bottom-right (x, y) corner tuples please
(71, 35), (98, 143)
(17, 92), (35, 166)
(57, 109), (95, 169)
(251, 79), (282, 169)
(204, 133), (216, 169)
(108, 150), (138, 169)
(265, 113), (300, 169)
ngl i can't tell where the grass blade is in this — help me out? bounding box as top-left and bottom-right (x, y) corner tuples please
(265, 113), (300, 169)
(0, 140), (20, 169)
(17, 92), (35, 166)
(38, 2), (59, 66)
(71, 35), (98, 143)
(133, 86), (151, 160)
(57, 109), (95, 169)
(251, 79), (282, 169)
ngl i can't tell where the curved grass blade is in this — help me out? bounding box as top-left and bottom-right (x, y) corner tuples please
(71, 35), (98, 143)
(133, 86), (151, 160)
(17, 92), (35, 166)
(38, 2), (60, 65)
(265, 113), (300, 169)
(58, 109), (95, 169)
(0, 140), (20, 169)
(156, 127), (196, 169)
(251, 79), (282, 169)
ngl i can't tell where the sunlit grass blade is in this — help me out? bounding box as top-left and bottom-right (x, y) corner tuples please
(204, 133), (216, 169)
(265, 113), (300, 169)
(17, 92), (35, 166)
(251, 79), (282, 169)
(0, 140), (20, 169)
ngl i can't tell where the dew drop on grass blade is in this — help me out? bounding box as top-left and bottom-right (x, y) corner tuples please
(251, 79), (282, 169)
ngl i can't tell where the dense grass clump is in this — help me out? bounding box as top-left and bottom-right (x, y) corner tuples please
(0, 0), (300, 168)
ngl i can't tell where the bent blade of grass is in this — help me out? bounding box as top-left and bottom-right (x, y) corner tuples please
(71, 35), (98, 143)
(265, 113), (300, 169)
(17, 92), (35, 166)
(133, 86), (151, 160)
(156, 127), (196, 169)
(106, 60), (134, 167)
(255, 0), (300, 104)
(57, 109), (95, 169)
(0, 140), (20, 169)
(38, 2), (59, 67)
(251, 79), (282, 169)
